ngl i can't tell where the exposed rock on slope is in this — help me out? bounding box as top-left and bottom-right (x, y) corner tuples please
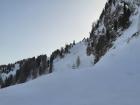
(87, 0), (139, 63)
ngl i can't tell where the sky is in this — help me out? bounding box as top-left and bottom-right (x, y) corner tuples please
(0, 0), (107, 65)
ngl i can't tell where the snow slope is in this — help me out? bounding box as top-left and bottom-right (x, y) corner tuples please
(0, 1), (140, 105)
(0, 34), (140, 105)
(53, 41), (94, 72)
(0, 13), (140, 104)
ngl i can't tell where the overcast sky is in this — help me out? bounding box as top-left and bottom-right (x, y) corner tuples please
(0, 0), (107, 65)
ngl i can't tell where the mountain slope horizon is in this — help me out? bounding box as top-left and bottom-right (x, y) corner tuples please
(0, 2), (140, 104)
(0, 0), (139, 88)
(0, 12), (140, 104)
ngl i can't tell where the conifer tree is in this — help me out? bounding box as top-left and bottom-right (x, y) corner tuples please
(76, 56), (80, 68)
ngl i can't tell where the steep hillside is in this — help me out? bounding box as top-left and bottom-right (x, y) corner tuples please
(0, 42), (75, 88)
(0, 55), (50, 88)
(0, 22), (140, 105)
(87, 0), (140, 63)
(53, 41), (94, 72)
(0, 0), (140, 90)
(0, 0), (140, 105)
(52, 0), (140, 71)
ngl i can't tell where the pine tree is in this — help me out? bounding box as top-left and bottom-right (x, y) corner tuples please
(73, 40), (75, 45)
(76, 56), (80, 68)
(0, 75), (3, 88)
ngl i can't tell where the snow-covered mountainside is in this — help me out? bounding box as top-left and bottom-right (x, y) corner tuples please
(0, 24), (140, 105)
(53, 41), (94, 72)
(0, 55), (50, 88)
(0, 0), (140, 104)
(88, 0), (140, 63)
(0, 0), (139, 88)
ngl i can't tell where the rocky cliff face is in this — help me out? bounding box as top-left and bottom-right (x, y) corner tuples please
(87, 0), (140, 63)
